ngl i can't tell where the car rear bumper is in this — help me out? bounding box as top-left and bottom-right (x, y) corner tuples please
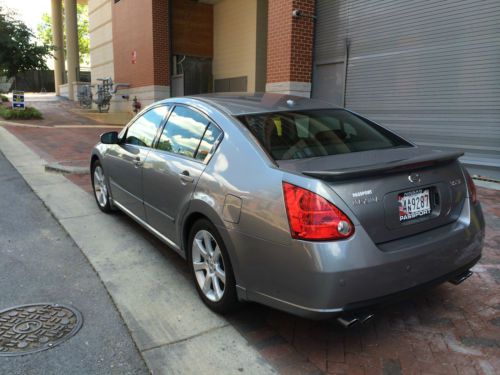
(237, 199), (485, 319)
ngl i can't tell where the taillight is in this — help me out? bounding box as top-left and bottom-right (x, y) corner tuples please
(282, 182), (354, 241)
(463, 169), (477, 204)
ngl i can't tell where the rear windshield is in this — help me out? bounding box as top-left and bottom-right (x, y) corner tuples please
(237, 109), (410, 160)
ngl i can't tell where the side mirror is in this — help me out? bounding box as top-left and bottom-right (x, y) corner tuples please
(100, 131), (119, 144)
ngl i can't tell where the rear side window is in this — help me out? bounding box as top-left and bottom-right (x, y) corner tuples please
(125, 106), (169, 147)
(195, 123), (223, 162)
(157, 106), (209, 158)
(237, 109), (410, 160)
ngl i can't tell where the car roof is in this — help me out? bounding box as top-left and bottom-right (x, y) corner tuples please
(162, 92), (339, 116)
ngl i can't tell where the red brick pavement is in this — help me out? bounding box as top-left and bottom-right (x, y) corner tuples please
(1, 99), (499, 375)
(229, 188), (500, 375)
(1, 95), (120, 194)
(5, 125), (118, 195)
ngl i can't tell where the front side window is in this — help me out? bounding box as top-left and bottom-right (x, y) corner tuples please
(125, 106), (170, 147)
(237, 109), (410, 160)
(157, 106), (209, 158)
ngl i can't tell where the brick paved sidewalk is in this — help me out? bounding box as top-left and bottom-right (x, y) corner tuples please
(1, 94), (121, 193)
(1, 96), (499, 375)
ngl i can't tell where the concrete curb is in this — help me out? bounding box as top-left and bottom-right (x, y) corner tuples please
(0, 127), (276, 375)
(45, 162), (89, 175)
(473, 178), (500, 191)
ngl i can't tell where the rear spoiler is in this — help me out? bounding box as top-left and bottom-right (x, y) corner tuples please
(302, 151), (464, 181)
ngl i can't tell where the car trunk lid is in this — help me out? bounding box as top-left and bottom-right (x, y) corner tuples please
(277, 146), (467, 244)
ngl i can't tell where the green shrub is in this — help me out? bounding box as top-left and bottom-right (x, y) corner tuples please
(0, 94), (8, 102)
(0, 106), (42, 120)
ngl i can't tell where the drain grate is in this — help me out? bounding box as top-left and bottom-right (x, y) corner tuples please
(0, 303), (83, 356)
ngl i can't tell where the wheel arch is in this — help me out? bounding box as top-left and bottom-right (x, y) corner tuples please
(180, 201), (241, 284)
(90, 150), (116, 209)
(90, 153), (100, 171)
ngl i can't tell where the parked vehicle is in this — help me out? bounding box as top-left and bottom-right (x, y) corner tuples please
(90, 93), (484, 322)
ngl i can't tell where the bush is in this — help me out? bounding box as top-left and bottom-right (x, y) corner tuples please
(0, 94), (8, 102)
(0, 106), (42, 120)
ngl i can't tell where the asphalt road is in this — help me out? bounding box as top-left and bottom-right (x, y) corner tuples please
(0, 151), (148, 374)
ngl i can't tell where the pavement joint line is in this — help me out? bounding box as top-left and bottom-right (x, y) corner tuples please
(59, 212), (102, 221)
(22, 180), (68, 188)
(140, 323), (231, 353)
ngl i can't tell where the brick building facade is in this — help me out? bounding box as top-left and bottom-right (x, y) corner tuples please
(88, 0), (316, 111)
(266, 0), (315, 96)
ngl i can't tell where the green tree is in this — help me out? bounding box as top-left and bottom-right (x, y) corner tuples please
(37, 4), (89, 65)
(0, 7), (52, 79)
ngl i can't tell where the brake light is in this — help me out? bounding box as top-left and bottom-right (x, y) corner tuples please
(282, 182), (354, 241)
(463, 169), (477, 204)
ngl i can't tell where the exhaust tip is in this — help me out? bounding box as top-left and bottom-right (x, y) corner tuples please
(449, 270), (473, 285)
(361, 313), (375, 324)
(337, 316), (359, 328)
(337, 313), (374, 328)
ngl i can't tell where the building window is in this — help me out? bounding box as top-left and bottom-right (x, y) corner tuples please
(214, 76), (247, 93)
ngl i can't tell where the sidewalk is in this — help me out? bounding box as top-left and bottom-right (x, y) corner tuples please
(1, 96), (499, 374)
(0, 149), (148, 375)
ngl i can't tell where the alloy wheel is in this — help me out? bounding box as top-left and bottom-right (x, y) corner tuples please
(93, 166), (108, 208)
(192, 230), (226, 302)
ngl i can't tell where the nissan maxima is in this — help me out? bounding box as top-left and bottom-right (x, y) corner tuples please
(90, 93), (484, 322)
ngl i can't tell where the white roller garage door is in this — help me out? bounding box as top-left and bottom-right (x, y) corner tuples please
(312, 0), (500, 178)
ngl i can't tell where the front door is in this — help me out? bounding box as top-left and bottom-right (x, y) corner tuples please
(106, 105), (170, 219)
(143, 105), (223, 244)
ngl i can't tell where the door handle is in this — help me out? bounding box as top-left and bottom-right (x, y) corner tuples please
(133, 157), (143, 167)
(179, 170), (194, 183)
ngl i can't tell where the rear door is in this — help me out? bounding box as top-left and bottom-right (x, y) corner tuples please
(142, 105), (223, 243)
(106, 105), (169, 219)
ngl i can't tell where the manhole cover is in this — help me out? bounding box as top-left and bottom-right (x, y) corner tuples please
(0, 303), (83, 356)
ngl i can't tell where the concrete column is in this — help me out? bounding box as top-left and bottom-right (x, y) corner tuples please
(64, 0), (79, 100)
(51, 0), (64, 95)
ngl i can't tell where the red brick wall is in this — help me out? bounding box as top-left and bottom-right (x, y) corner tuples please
(267, 0), (315, 83)
(112, 0), (170, 88)
(152, 0), (170, 85)
(172, 0), (213, 57)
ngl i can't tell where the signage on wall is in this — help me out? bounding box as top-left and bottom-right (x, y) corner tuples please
(12, 91), (25, 110)
(131, 50), (137, 64)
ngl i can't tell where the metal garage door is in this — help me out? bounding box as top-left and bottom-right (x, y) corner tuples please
(312, 0), (500, 178)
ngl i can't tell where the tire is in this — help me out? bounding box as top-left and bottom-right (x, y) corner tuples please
(188, 219), (238, 314)
(91, 160), (112, 213)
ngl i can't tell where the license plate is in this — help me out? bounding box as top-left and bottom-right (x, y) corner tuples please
(398, 189), (431, 222)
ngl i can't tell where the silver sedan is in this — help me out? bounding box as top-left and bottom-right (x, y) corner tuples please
(90, 93), (484, 322)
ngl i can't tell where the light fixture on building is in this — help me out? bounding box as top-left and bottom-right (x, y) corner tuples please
(292, 9), (316, 20)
